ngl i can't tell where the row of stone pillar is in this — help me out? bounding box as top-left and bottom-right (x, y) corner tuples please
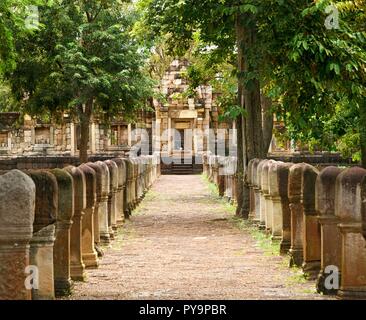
(204, 155), (237, 204)
(0, 155), (161, 300)
(248, 159), (366, 299)
(205, 155), (366, 299)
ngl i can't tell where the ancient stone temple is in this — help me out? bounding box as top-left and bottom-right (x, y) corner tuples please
(0, 59), (237, 174)
(0, 112), (152, 159)
(152, 59), (234, 173)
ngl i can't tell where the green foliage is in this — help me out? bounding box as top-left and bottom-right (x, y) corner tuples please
(142, 0), (365, 162)
(0, 80), (16, 111)
(6, 0), (153, 122)
(0, 0), (42, 74)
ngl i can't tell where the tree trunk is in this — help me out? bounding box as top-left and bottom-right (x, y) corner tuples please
(78, 99), (93, 164)
(359, 99), (366, 168)
(235, 112), (245, 217)
(235, 15), (245, 217)
(262, 95), (273, 155)
(236, 13), (265, 218)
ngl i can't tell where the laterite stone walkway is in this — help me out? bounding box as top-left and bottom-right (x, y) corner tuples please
(68, 175), (327, 300)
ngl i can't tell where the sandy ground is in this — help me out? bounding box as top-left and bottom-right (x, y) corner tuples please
(67, 175), (329, 300)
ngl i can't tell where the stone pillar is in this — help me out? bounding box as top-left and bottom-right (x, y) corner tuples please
(257, 160), (269, 229)
(105, 160), (119, 238)
(268, 161), (284, 241)
(124, 158), (133, 217)
(288, 163), (305, 267)
(90, 123), (96, 154)
(95, 161), (111, 245)
(261, 160), (274, 232)
(64, 166), (86, 281)
(141, 158), (147, 198)
(131, 158), (138, 209)
(121, 158), (130, 219)
(144, 157), (149, 193)
(0, 170), (35, 300)
(252, 159), (262, 223)
(139, 158), (144, 201)
(70, 123), (76, 156)
(231, 157), (237, 203)
(203, 154), (208, 176)
(302, 164), (320, 279)
(50, 168), (74, 297)
(136, 158), (143, 202)
(229, 157), (237, 203)
(218, 158), (226, 197)
(214, 157), (220, 187)
(337, 167), (366, 299)
(86, 162), (104, 246)
(276, 163), (293, 254)
(248, 159), (259, 220)
(315, 166), (343, 294)
(26, 170), (58, 300)
(146, 157), (152, 188)
(78, 164), (98, 268)
(104, 160), (118, 239)
(112, 158), (126, 226)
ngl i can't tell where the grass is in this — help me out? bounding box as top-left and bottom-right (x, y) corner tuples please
(230, 217), (280, 256)
(202, 173), (279, 256)
(201, 173), (236, 214)
(201, 173), (312, 287)
(131, 189), (158, 216)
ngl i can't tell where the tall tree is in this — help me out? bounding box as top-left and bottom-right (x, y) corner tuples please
(141, 0), (365, 216)
(141, 0), (273, 217)
(8, 0), (153, 163)
(0, 0), (40, 74)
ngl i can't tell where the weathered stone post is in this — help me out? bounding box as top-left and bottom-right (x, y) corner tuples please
(268, 161), (284, 241)
(209, 155), (215, 182)
(230, 157), (237, 203)
(302, 164), (320, 279)
(218, 157), (226, 198)
(248, 159), (259, 220)
(105, 160), (118, 238)
(207, 156), (212, 182)
(137, 158), (144, 202)
(143, 157), (148, 196)
(337, 167), (366, 299)
(50, 168), (74, 297)
(288, 163), (305, 267)
(275, 162), (293, 254)
(213, 156), (219, 187)
(147, 156), (153, 188)
(78, 164), (98, 269)
(261, 160), (274, 232)
(95, 161), (111, 245)
(133, 158), (139, 207)
(252, 159), (262, 223)
(135, 158), (141, 204)
(121, 158), (130, 218)
(0, 170), (35, 300)
(203, 154), (208, 176)
(64, 166), (86, 281)
(26, 170), (58, 300)
(124, 158), (133, 216)
(112, 158), (126, 226)
(129, 158), (136, 210)
(85, 162), (103, 246)
(257, 160), (269, 229)
(315, 166), (343, 294)
(141, 157), (148, 196)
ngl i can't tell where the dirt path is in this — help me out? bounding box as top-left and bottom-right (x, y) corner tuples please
(68, 175), (328, 300)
